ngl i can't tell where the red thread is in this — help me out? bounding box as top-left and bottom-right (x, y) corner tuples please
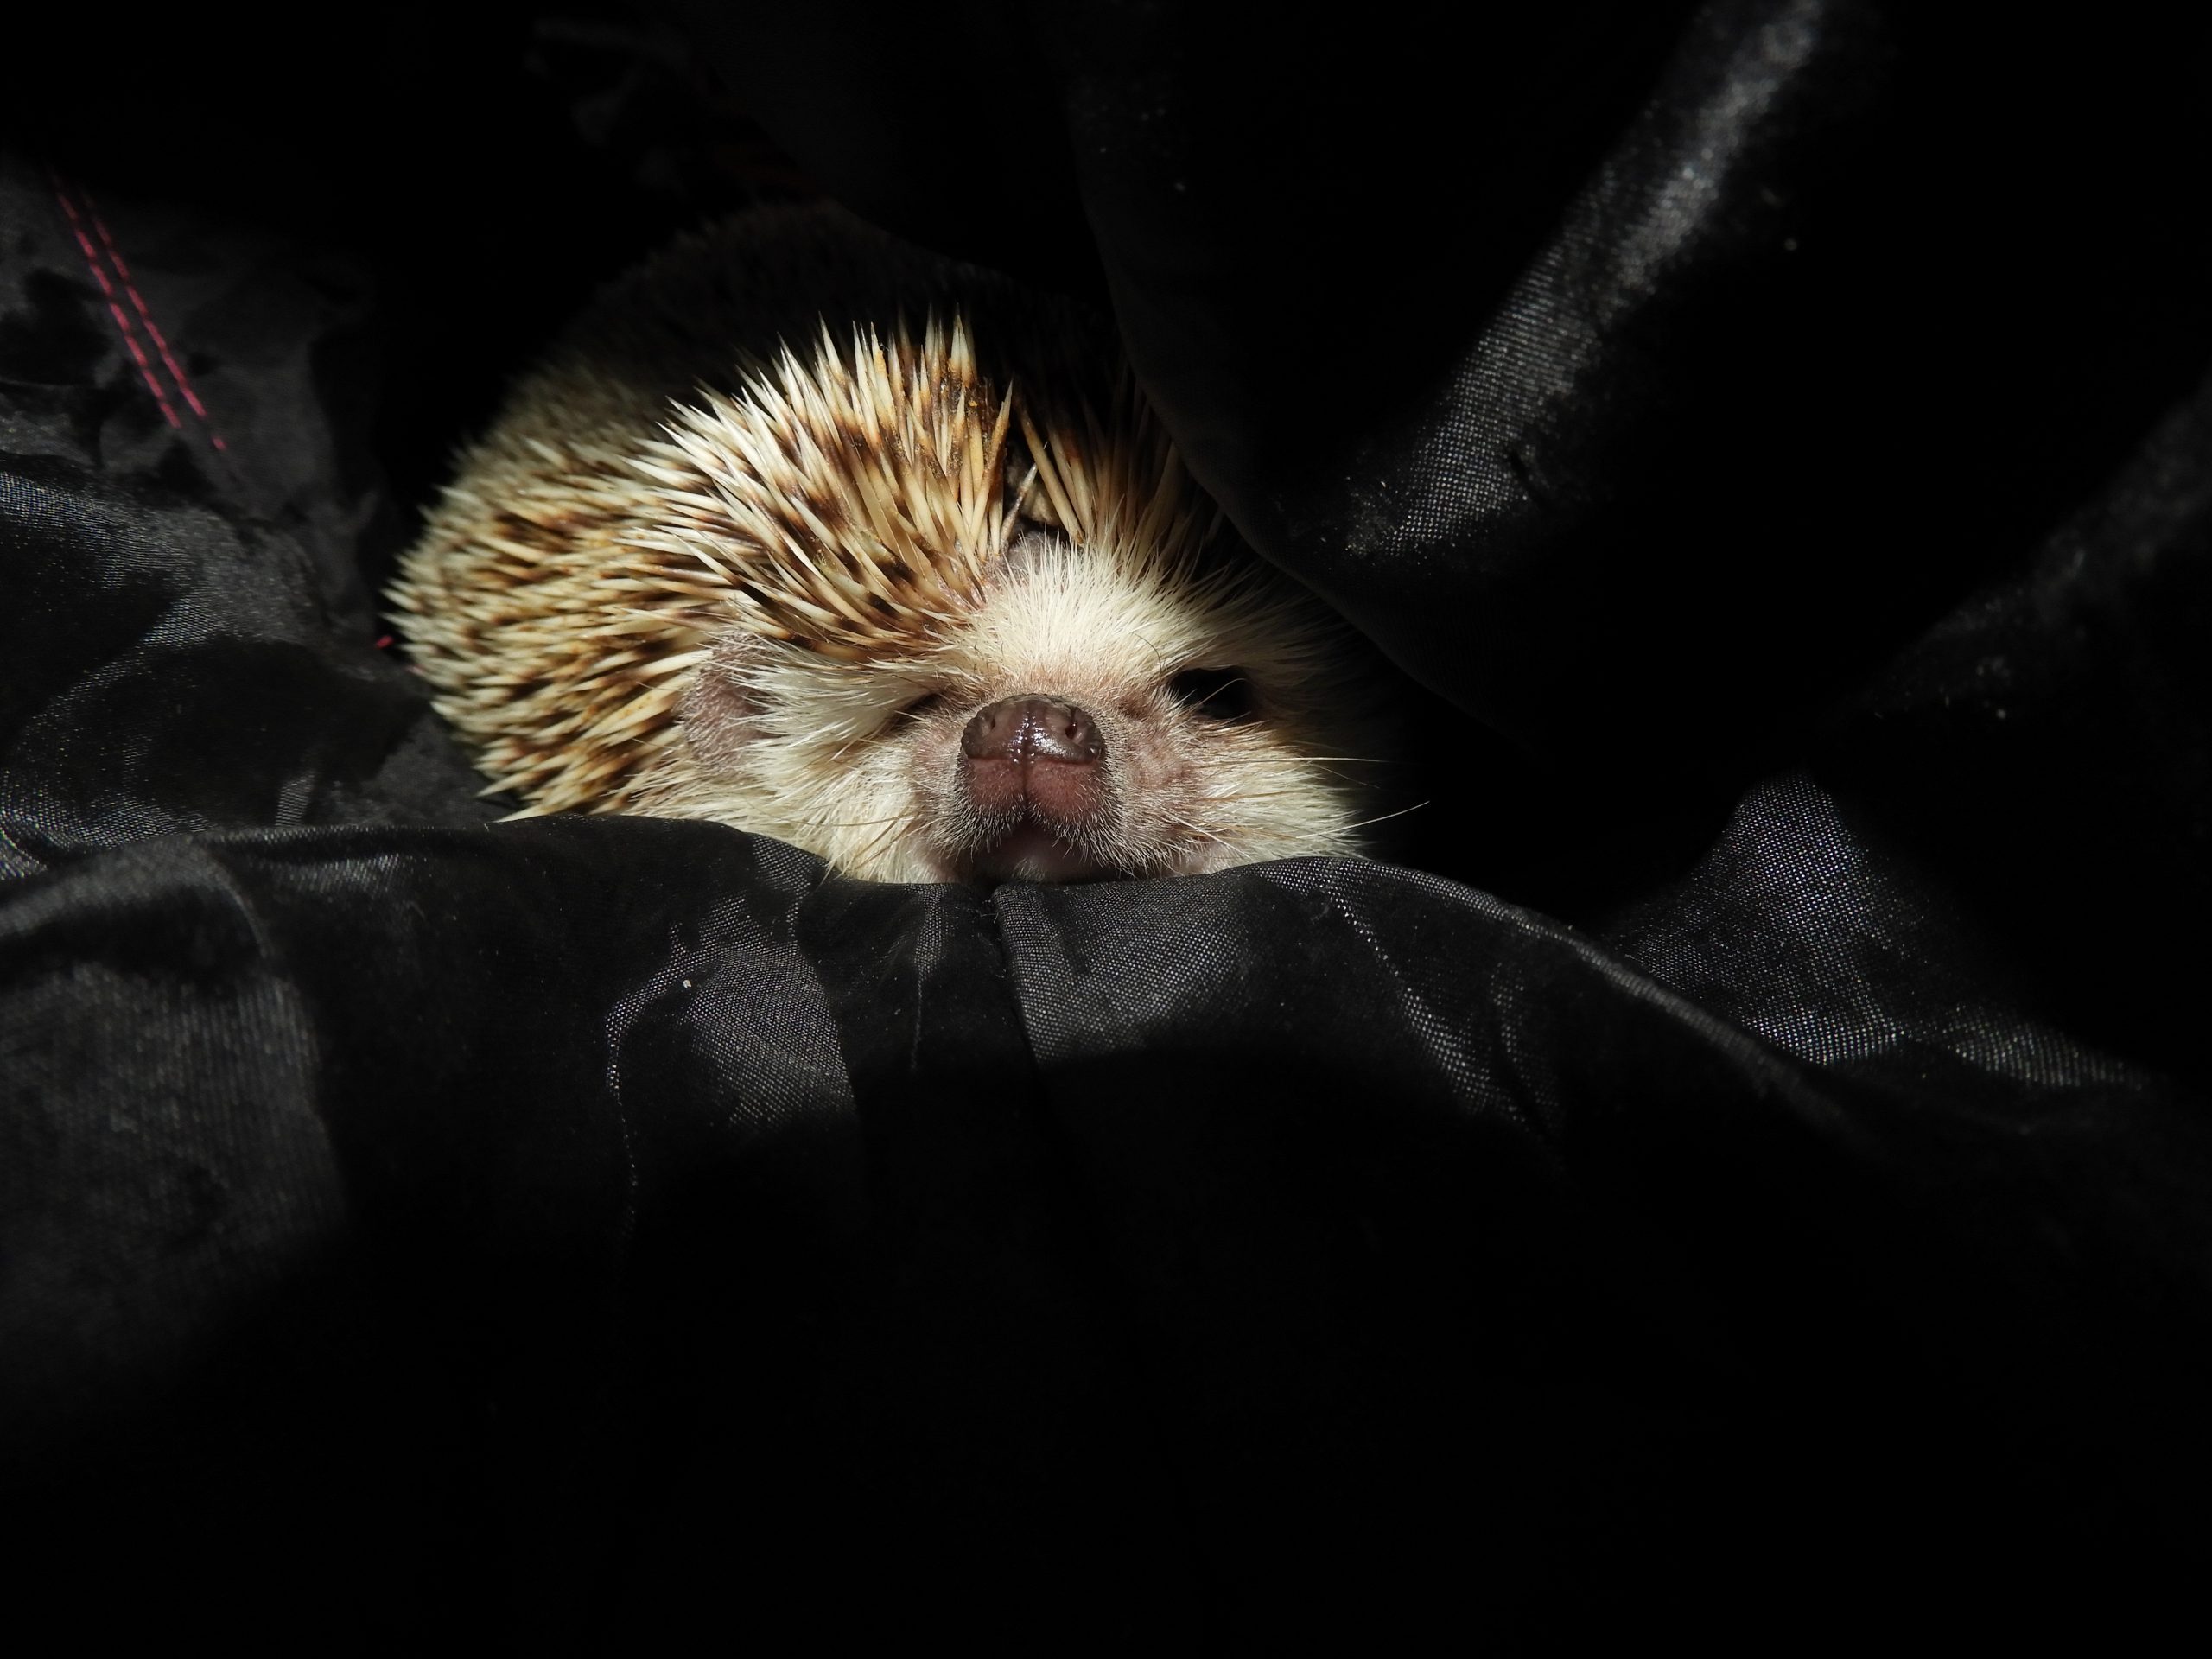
(49, 178), (180, 429)
(86, 195), (230, 452)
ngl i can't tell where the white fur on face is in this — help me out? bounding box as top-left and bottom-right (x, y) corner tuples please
(645, 534), (1389, 882)
(390, 212), (1394, 862)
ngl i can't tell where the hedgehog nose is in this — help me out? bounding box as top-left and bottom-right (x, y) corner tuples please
(961, 696), (1104, 766)
(960, 696), (1107, 829)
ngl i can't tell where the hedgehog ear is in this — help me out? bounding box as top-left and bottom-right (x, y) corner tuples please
(677, 629), (772, 772)
(1001, 522), (1070, 577)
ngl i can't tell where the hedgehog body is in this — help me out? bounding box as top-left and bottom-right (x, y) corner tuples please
(390, 207), (1390, 882)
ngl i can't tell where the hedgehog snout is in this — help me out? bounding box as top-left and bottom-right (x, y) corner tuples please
(958, 695), (1107, 830)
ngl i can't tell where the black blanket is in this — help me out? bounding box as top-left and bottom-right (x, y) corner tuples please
(5, 3), (2209, 1646)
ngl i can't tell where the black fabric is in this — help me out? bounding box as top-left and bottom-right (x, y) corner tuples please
(5, 3), (2210, 1648)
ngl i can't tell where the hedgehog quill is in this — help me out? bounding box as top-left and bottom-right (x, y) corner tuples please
(390, 207), (1395, 884)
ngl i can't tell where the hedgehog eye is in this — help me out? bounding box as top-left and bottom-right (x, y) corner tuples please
(1169, 668), (1255, 721)
(896, 692), (945, 722)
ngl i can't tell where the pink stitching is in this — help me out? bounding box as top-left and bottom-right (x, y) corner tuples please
(49, 178), (180, 429)
(85, 194), (229, 451)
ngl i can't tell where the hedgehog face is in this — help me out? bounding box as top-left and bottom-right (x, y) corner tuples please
(669, 530), (1390, 884)
(391, 260), (1398, 883)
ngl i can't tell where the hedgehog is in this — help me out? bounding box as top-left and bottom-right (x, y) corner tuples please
(388, 206), (1395, 884)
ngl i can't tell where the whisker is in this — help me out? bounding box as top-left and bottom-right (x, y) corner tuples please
(800, 812), (919, 830)
(1339, 799), (1431, 833)
(1163, 813), (1235, 849)
(855, 816), (907, 862)
(1313, 766), (1389, 791)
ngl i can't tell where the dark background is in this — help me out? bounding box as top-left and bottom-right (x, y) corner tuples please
(4, 3), (2210, 1649)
